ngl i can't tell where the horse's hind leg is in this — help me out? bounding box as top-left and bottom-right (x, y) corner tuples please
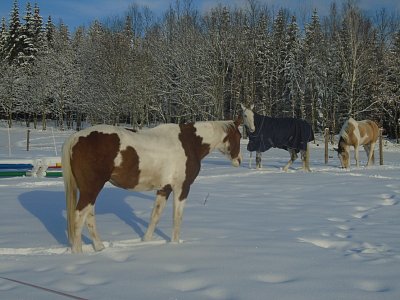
(85, 204), (105, 251)
(365, 143), (375, 166)
(71, 203), (92, 253)
(256, 151), (262, 169)
(283, 150), (297, 172)
(72, 187), (104, 253)
(143, 186), (172, 242)
(171, 186), (189, 243)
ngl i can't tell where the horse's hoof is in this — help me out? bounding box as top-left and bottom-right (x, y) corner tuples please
(94, 242), (105, 252)
(142, 236), (152, 242)
(71, 246), (83, 254)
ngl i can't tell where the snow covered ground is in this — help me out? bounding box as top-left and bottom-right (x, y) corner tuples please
(0, 126), (400, 300)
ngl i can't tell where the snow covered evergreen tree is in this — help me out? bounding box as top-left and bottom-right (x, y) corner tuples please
(285, 15), (303, 118)
(0, 17), (8, 59)
(3, 0), (24, 66)
(19, 1), (36, 66)
(45, 15), (55, 49)
(270, 9), (288, 116)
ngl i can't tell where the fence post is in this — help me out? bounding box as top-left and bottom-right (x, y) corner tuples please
(379, 128), (383, 165)
(7, 127), (11, 157)
(324, 128), (329, 164)
(26, 129), (30, 151)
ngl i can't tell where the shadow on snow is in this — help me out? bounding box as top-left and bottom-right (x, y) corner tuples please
(18, 187), (169, 247)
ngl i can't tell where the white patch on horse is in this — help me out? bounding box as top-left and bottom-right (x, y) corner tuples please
(119, 125), (187, 191)
(194, 121), (241, 164)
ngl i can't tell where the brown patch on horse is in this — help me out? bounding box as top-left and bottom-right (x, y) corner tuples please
(365, 120), (379, 142)
(110, 146), (140, 189)
(224, 123), (241, 162)
(178, 123), (211, 201)
(157, 184), (172, 198)
(71, 131), (120, 210)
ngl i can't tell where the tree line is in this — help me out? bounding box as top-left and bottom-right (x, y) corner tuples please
(0, 0), (399, 140)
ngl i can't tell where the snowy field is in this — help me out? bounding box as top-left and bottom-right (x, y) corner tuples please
(0, 126), (400, 300)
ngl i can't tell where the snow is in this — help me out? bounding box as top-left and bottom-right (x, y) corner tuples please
(1, 127), (400, 300)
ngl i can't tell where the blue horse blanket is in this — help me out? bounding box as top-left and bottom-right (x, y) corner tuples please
(247, 113), (314, 153)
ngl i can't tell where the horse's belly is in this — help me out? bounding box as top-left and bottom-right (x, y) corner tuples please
(358, 134), (370, 145)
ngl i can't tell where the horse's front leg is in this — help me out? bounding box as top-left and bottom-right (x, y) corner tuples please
(283, 149), (297, 172)
(143, 187), (171, 242)
(256, 151), (262, 169)
(171, 186), (188, 243)
(249, 151), (253, 169)
(354, 145), (360, 167)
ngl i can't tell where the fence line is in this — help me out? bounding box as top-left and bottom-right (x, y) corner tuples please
(0, 127), (72, 158)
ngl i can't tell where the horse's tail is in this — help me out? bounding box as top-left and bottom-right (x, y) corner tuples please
(61, 134), (78, 245)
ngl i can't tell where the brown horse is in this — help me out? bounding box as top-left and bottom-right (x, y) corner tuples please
(336, 117), (379, 168)
(62, 120), (242, 253)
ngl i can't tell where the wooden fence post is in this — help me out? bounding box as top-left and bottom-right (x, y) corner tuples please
(324, 128), (329, 164)
(379, 128), (383, 165)
(26, 129), (30, 152)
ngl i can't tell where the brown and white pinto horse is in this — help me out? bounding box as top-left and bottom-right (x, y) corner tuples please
(336, 117), (379, 168)
(62, 120), (242, 253)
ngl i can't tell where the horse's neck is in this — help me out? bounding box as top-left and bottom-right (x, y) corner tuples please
(195, 121), (227, 152)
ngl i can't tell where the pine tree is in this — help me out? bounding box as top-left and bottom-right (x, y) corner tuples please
(304, 9), (324, 130)
(4, 0), (24, 65)
(19, 1), (36, 66)
(270, 9), (288, 116)
(0, 17), (8, 60)
(32, 3), (45, 54)
(45, 15), (55, 49)
(386, 30), (400, 141)
(285, 15), (303, 118)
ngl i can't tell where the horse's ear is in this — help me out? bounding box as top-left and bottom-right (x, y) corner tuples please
(240, 103), (245, 110)
(250, 104), (254, 110)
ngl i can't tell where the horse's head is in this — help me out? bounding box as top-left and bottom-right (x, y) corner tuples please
(335, 137), (350, 168)
(219, 119), (242, 167)
(240, 103), (255, 133)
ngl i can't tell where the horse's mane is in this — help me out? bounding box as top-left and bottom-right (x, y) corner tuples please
(211, 120), (236, 133)
(339, 118), (357, 142)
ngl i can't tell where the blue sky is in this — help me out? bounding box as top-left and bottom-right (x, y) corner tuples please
(0, 0), (399, 30)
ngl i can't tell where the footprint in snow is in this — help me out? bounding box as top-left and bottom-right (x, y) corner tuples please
(379, 193), (398, 206)
(355, 280), (389, 292)
(254, 273), (294, 284)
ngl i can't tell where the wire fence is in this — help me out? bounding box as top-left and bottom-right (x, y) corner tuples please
(0, 124), (73, 159)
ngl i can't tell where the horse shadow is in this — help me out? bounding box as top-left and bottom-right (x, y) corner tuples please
(18, 188), (169, 247)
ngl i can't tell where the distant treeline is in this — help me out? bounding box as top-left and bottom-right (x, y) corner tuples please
(0, 0), (399, 140)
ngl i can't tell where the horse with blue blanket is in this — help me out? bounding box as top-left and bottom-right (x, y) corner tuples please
(241, 104), (314, 172)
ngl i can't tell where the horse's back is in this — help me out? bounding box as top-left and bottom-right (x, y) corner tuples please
(249, 115), (313, 152)
(361, 120), (379, 143)
(66, 124), (185, 192)
(341, 118), (379, 146)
